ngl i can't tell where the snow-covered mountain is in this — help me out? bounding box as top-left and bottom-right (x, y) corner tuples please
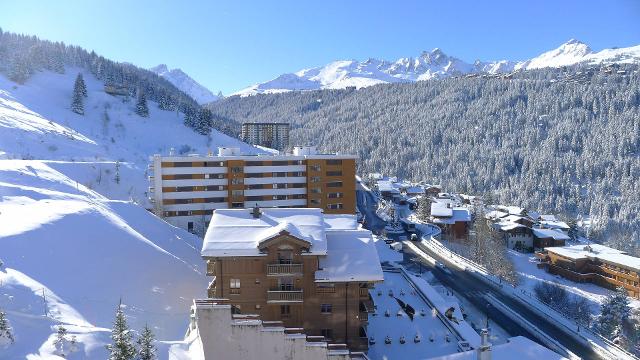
(150, 64), (220, 104)
(234, 40), (640, 96)
(0, 68), (264, 358)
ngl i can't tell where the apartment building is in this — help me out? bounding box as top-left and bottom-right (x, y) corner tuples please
(536, 244), (640, 298)
(241, 122), (290, 151)
(202, 207), (384, 351)
(148, 146), (356, 234)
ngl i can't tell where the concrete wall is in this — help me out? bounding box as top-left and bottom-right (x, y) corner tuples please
(190, 302), (352, 360)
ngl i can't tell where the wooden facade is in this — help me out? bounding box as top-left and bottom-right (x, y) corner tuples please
(205, 232), (374, 351)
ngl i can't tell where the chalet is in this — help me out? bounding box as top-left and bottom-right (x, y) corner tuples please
(537, 244), (640, 299)
(532, 228), (570, 248)
(430, 202), (471, 239)
(493, 222), (533, 251)
(376, 180), (400, 200)
(202, 207), (384, 351)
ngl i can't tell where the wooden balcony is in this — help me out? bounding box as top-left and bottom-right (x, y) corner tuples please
(207, 278), (217, 298)
(359, 287), (369, 297)
(267, 263), (303, 276)
(359, 311), (368, 322)
(267, 289), (303, 303)
(206, 260), (216, 276)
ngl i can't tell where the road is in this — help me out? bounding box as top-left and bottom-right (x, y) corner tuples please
(409, 241), (600, 359)
(357, 189), (600, 359)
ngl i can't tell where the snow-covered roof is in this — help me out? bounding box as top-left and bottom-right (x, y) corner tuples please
(202, 208), (333, 257)
(539, 220), (570, 230)
(494, 222), (527, 232)
(532, 228), (570, 240)
(485, 210), (509, 220)
(503, 214), (528, 223)
(546, 244), (640, 272)
(377, 180), (400, 193)
(427, 336), (565, 360)
(405, 185), (425, 194)
(315, 230), (384, 283)
(431, 202), (453, 217)
(432, 207), (471, 224)
(539, 214), (558, 221)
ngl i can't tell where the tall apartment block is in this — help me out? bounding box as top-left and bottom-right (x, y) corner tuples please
(148, 146), (356, 234)
(241, 122), (290, 151)
(202, 207), (383, 351)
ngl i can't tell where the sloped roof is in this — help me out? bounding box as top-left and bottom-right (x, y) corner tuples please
(532, 228), (570, 240)
(315, 230), (384, 283)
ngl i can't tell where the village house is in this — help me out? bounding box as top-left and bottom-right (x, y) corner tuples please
(430, 201), (471, 239)
(531, 228), (569, 248)
(536, 244), (640, 299)
(201, 207), (384, 351)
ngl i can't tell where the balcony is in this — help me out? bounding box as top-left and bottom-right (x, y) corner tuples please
(267, 289), (304, 303)
(267, 263), (303, 276)
(206, 260), (216, 276)
(359, 311), (368, 322)
(359, 287), (369, 297)
(207, 277), (217, 298)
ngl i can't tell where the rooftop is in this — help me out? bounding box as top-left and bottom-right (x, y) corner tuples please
(315, 230), (384, 283)
(427, 336), (565, 360)
(532, 228), (570, 240)
(546, 244), (640, 272)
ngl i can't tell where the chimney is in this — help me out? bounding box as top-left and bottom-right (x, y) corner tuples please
(477, 329), (492, 360)
(252, 204), (261, 219)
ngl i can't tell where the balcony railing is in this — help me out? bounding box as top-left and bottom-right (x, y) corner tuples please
(207, 277), (217, 298)
(267, 289), (303, 303)
(359, 311), (368, 322)
(206, 260), (216, 276)
(359, 287), (369, 297)
(267, 263), (303, 275)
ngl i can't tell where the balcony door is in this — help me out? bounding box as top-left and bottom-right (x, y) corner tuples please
(278, 277), (294, 291)
(277, 246), (293, 265)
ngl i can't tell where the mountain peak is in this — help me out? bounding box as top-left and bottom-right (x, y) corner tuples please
(150, 64), (219, 104)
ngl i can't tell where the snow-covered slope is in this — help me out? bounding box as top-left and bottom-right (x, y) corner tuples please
(0, 160), (208, 359)
(150, 64), (220, 104)
(234, 40), (640, 95)
(0, 69), (262, 205)
(0, 69), (263, 358)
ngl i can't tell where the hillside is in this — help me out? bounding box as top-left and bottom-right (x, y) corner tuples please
(234, 39), (640, 95)
(0, 66), (264, 358)
(209, 64), (640, 254)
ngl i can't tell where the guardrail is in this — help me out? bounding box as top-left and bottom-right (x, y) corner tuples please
(267, 290), (304, 303)
(267, 263), (303, 275)
(420, 234), (639, 360)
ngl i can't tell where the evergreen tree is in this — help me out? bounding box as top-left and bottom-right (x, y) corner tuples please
(75, 73), (88, 97)
(54, 325), (68, 356)
(195, 108), (213, 135)
(0, 308), (14, 345)
(136, 324), (156, 360)
(135, 90), (149, 117)
(596, 287), (631, 344)
(106, 301), (136, 360)
(71, 73), (85, 115)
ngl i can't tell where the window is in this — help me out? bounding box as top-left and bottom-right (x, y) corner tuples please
(328, 192), (343, 199)
(327, 181), (343, 188)
(289, 172), (305, 177)
(232, 190), (244, 197)
(272, 161), (289, 166)
(204, 197), (226, 203)
(310, 199), (321, 205)
(187, 222), (194, 233)
(245, 196), (263, 201)
(273, 195), (287, 200)
(277, 249), (293, 264)
(320, 304), (332, 314)
(326, 171), (342, 176)
(174, 174), (193, 180)
(326, 159), (342, 165)
(204, 173), (224, 179)
(310, 176), (321, 183)
(310, 165), (321, 172)
(176, 186), (193, 192)
(321, 329), (333, 339)
(244, 173), (263, 178)
(278, 277), (294, 291)
(231, 167), (243, 173)
(280, 305), (291, 316)
(272, 172), (287, 177)
(230, 278), (240, 294)
(291, 183), (306, 188)
(294, 160), (304, 165)
(291, 194), (306, 199)
(246, 184), (264, 190)
(245, 161), (263, 166)
(327, 203), (344, 210)
(174, 162), (193, 167)
(273, 183), (288, 189)
(205, 185), (225, 191)
(231, 178), (243, 185)
(231, 202), (243, 208)
(310, 187), (322, 194)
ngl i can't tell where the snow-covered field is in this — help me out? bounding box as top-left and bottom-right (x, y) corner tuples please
(0, 69), (263, 358)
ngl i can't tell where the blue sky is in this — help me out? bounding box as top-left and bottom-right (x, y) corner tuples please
(1, 0), (639, 94)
